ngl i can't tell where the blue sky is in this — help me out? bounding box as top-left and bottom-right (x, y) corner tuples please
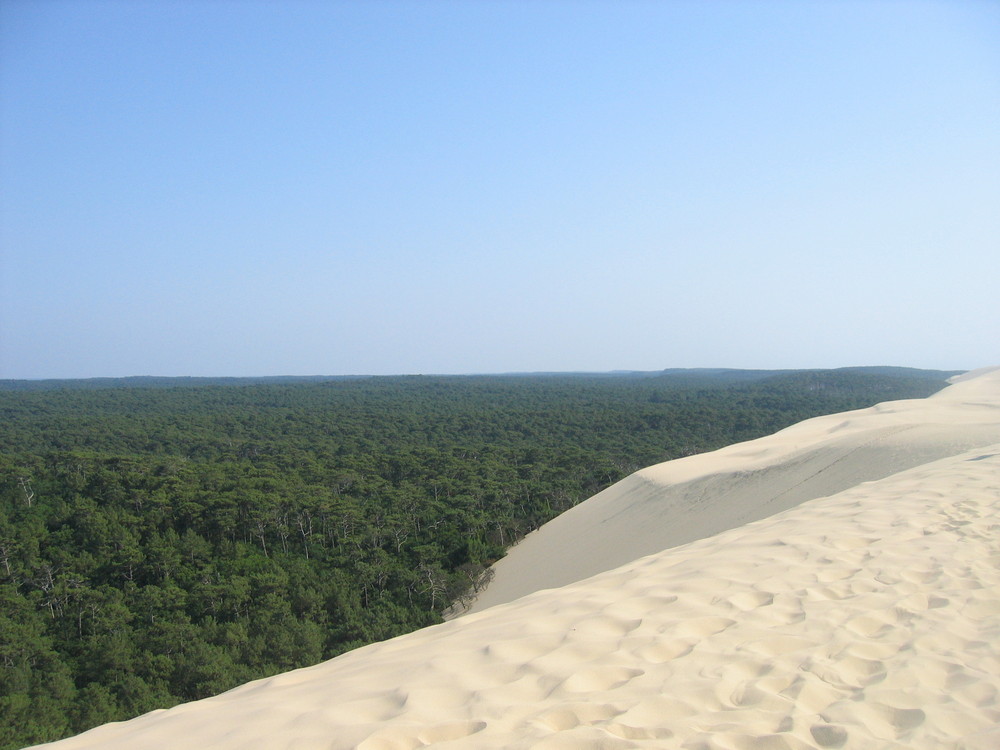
(1, 0), (997, 378)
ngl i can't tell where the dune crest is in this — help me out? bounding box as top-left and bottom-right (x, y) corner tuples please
(464, 367), (1000, 613)
(31, 368), (1000, 750)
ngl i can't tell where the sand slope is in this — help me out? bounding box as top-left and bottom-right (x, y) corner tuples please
(464, 367), (1000, 613)
(30, 368), (1000, 750)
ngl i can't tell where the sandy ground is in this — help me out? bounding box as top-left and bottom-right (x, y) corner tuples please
(462, 367), (1000, 614)
(31, 367), (1000, 750)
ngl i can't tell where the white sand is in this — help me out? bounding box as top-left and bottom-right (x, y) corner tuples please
(31, 368), (1000, 750)
(463, 366), (1000, 613)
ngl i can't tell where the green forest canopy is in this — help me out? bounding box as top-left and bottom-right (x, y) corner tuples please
(0, 367), (957, 748)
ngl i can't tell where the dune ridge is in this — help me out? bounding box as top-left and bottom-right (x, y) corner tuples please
(31, 368), (1000, 750)
(463, 366), (1000, 613)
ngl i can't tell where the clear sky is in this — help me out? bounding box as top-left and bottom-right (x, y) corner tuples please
(1, 0), (997, 379)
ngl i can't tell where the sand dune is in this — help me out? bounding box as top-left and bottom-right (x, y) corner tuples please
(463, 366), (1000, 613)
(31, 368), (1000, 750)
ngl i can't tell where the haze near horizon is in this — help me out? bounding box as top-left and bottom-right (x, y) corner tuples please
(1, 1), (997, 379)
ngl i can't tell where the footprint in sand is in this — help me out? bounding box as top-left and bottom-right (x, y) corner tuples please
(635, 637), (698, 663)
(824, 701), (926, 738)
(810, 723), (849, 748)
(843, 613), (896, 639)
(961, 597), (1000, 620)
(807, 582), (854, 601)
(604, 722), (674, 740)
(356, 720), (487, 750)
(565, 616), (644, 640)
(534, 702), (623, 731)
(720, 680), (794, 711)
(672, 616), (737, 638)
(743, 634), (816, 658)
(867, 703), (928, 734)
(559, 666), (645, 693)
(808, 653), (887, 690)
(416, 720), (488, 744)
(724, 590), (775, 612)
(900, 566), (942, 584)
